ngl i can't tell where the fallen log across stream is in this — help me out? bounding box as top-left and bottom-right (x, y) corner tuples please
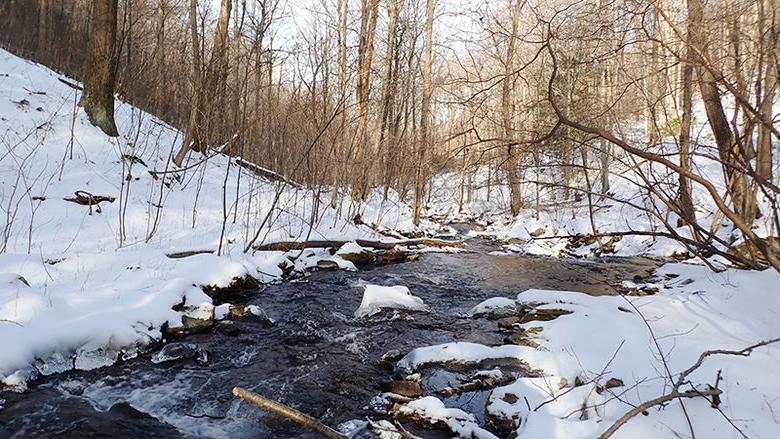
(253, 238), (464, 252)
(166, 238), (464, 259)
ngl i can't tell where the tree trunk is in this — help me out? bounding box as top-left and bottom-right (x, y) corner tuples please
(37, 0), (49, 61)
(677, 45), (696, 226)
(502, 0), (523, 217)
(352, 0), (380, 200)
(687, 0), (756, 224)
(174, 0), (203, 166)
(378, 0), (401, 187)
(756, 0), (777, 183)
(80, 0), (119, 137)
(413, 0), (435, 225)
(203, 0), (233, 144)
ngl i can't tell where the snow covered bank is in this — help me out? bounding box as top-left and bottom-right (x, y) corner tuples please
(0, 49), (419, 391)
(394, 262), (780, 438)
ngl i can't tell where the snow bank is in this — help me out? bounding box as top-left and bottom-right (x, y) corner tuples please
(354, 285), (428, 318)
(400, 264), (780, 438)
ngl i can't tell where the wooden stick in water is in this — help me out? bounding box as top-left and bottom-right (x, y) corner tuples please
(232, 387), (348, 439)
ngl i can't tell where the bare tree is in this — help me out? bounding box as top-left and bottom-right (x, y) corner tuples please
(413, 0), (435, 225)
(80, 0), (119, 137)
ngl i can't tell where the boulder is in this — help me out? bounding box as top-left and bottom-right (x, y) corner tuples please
(316, 259), (339, 270)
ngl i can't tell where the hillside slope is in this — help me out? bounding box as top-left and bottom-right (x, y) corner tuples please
(0, 49), (415, 390)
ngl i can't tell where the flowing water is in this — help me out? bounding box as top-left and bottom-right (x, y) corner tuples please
(0, 233), (659, 438)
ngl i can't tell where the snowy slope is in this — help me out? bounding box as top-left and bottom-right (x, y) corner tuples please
(0, 48), (416, 390)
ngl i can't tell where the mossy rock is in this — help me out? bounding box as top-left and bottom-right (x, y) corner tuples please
(338, 251), (376, 267)
(497, 316), (522, 330)
(504, 327), (542, 348)
(316, 260), (339, 270)
(519, 308), (572, 323)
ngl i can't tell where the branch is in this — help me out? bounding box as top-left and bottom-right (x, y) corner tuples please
(232, 387), (347, 439)
(599, 388), (722, 439)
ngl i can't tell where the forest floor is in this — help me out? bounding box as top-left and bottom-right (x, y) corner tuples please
(2, 48), (780, 438)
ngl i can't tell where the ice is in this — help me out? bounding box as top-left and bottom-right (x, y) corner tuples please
(151, 342), (208, 364)
(34, 352), (73, 376)
(74, 345), (121, 371)
(355, 285), (429, 318)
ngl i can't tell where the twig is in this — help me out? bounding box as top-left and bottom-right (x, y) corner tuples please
(599, 337), (780, 439)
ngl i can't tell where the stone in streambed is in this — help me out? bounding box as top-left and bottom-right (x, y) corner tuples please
(382, 380), (422, 398)
(317, 259), (339, 270)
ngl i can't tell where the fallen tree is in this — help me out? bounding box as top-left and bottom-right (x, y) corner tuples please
(253, 238), (464, 252)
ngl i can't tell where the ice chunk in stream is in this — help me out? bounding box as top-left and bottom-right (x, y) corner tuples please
(151, 342), (208, 364)
(354, 285), (428, 318)
(35, 352), (73, 376)
(74, 345), (120, 371)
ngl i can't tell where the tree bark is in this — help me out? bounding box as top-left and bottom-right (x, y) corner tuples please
(413, 0), (435, 225)
(756, 0), (777, 182)
(677, 28), (696, 226)
(352, 0), (381, 200)
(174, 0), (203, 166)
(378, 0), (401, 187)
(80, 0), (119, 137)
(502, 0), (523, 216)
(687, 0), (756, 223)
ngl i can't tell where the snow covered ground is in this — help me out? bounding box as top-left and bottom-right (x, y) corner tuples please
(0, 48), (421, 391)
(393, 263), (780, 438)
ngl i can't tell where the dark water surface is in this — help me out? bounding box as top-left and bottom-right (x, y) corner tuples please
(0, 236), (658, 438)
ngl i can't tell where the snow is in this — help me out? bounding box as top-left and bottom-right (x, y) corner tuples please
(468, 296), (517, 316)
(397, 396), (499, 439)
(398, 342), (532, 373)
(354, 285), (429, 318)
(0, 48), (415, 390)
(336, 241), (365, 255)
(214, 303), (231, 320)
(396, 263), (780, 438)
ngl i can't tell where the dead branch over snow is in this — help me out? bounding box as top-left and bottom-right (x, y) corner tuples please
(600, 336), (780, 439)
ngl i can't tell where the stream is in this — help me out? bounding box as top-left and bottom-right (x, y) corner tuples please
(0, 233), (659, 438)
